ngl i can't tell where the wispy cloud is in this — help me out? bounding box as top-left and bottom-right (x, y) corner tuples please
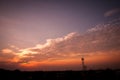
(104, 8), (120, 17)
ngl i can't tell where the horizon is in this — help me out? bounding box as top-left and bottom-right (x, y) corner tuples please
(0, 67), (120, 72)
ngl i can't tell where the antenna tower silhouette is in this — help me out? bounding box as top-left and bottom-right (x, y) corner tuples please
(81, 56), (87, 71)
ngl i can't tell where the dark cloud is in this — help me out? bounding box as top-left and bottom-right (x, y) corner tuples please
(0, 61), (20, 70)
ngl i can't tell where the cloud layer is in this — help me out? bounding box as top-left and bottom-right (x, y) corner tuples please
(20, 18), (120, 62)
(0, 18), (120, 70)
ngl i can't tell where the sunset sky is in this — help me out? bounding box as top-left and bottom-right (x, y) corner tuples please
(0, 0), (120, 71)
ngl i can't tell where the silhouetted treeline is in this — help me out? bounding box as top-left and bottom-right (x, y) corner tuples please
(0, 68), (120, 80)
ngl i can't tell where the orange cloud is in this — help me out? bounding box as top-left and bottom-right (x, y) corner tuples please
(1, 48), (14, 54)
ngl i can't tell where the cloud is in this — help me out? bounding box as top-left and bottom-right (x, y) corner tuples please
(0, 18), (120, 70)
(0, 61), (20, 70)
(17, 18), (120, 64)
(9, 44), (20, 50)
(1, 48), (14, 54)
(104, 8), (120, 17)
(0, 48), (18, 63)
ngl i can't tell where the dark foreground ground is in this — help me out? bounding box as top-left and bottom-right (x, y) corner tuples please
(0, 69), (120, 80)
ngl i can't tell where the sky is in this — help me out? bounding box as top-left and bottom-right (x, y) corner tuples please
(0, 0), (120, 71)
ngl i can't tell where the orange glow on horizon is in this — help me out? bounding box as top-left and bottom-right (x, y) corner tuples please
(18, 52), (120, 70)
(19, 58), (81, 68)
